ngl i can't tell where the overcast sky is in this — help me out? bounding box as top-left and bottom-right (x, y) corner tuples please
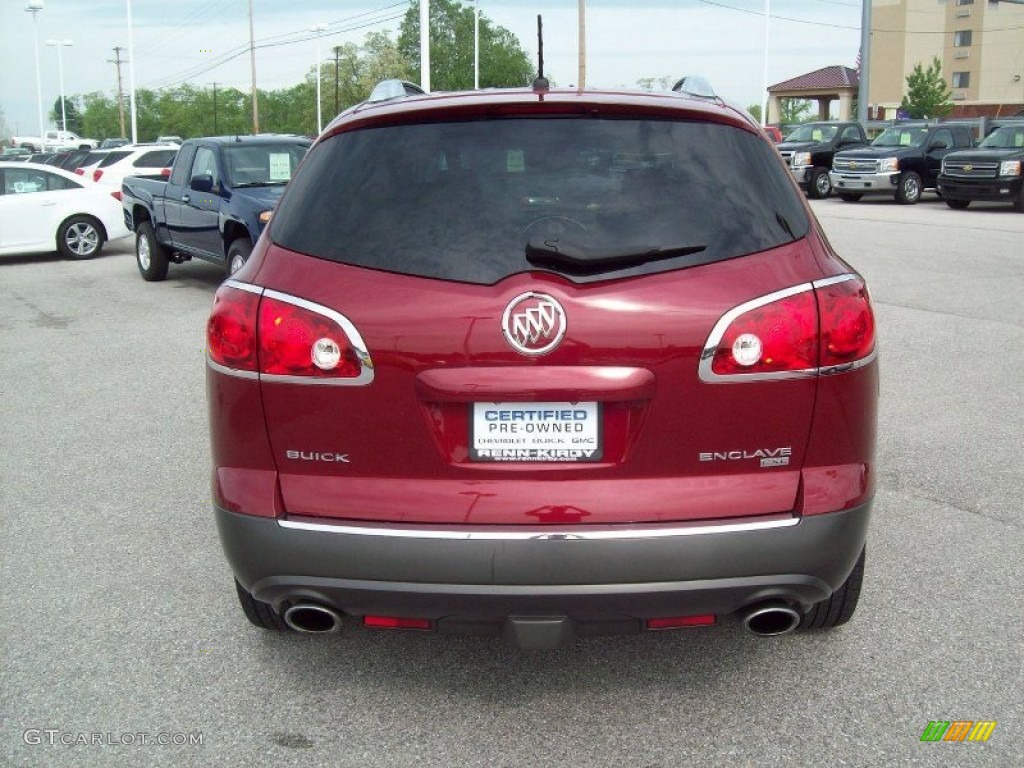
(0, 0), (861, 136)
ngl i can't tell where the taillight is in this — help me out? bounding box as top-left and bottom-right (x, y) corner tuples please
(111, 191), (122, 201)
(207, 282), (373, 384)
(363, 616), (432, 630)
(208, 284), (260, 371)
(709, 290), (818, 376)
(258, 294), (363, 379)
(701, 275), (875, 381)
(74, 168), (84, 175)
(160, 167), (171, 178)
(817, 277), (875, 368)
(93, 169), (103, 181)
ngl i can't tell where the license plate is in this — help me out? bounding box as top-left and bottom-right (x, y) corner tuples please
(469, 402), (602, 462)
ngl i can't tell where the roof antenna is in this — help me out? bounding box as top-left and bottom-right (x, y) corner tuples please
(532, 14), (549, 92)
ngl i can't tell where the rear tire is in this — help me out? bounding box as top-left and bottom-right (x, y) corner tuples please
(235, 580), (289, 631)
(807, 167), (832, 200)
(838, 193), (862, 202)
(800, 548), (865, 630)
(945, 199), (971, 210)
(136, 221), (169, 282)
(57, 215), (104, 260)
(895, 171), (922, 205)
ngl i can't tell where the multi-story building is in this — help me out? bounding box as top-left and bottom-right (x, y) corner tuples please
(870, 0), (1024, 118)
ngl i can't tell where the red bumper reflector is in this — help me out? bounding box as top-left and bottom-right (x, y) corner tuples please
(363, 616), (431, 630)
(646, 615), (716, 630)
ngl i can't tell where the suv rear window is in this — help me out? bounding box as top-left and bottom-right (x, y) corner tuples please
(98, 151), (133, 168)
(134, 149), (177, 168)
(271, 117), (808, 285)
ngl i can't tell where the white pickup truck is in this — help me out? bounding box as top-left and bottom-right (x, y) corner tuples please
(9, 130), (98, 152)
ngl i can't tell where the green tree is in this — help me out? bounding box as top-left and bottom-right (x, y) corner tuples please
(780, 98), (811, 124)
(746, 103), (763, 123)
(0, 105), (9, 141)
(899, 57), (952, 119)
(50, 96), (83, 134)
(79, 92), (121, 140)
(399, 0), (534, 90)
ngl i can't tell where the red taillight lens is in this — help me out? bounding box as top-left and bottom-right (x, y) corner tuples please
(111, 191), (122, 201)
(207, 285), (260, 371)
(363, 616), (432, 630)
(817, 278), (875, 367)
(74, 168), (84, 175)
(161, 167), (171, 178)
(258, 295), (361, 378)
(711, 291), (818, 376)
(93, 169), (103, 182)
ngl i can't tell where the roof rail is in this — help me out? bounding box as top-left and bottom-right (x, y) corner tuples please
(672, 76), (716, 100)
(367, 79), (426, 104)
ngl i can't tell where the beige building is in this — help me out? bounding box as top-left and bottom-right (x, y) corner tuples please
(870, 0), (1024, 118)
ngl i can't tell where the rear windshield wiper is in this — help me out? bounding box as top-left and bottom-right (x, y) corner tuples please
(525, 236), (706, 274)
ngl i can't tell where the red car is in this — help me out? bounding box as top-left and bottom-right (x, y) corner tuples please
(207, 79), (877, 648)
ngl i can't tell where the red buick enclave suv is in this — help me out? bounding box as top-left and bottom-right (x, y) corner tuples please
(207, 79), (877, 649)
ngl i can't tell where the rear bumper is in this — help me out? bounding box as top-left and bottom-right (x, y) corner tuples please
(216, 500), (871, 631)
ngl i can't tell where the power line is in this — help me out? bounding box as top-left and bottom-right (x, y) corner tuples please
(141, 3), (409, 90)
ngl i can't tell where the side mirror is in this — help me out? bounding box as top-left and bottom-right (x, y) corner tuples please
(190, 173), (214, 193)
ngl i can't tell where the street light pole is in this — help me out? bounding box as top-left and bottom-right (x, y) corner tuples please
(46, 39), (74, 133)
(474, 0), (479, 90)
(312, 23), (327, 134)
(25, 2), (46, 147)
(420, 0), (430, 92)
(126, 0), (138, 143)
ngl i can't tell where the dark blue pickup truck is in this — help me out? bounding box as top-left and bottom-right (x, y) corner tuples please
(122, 135), (310, 280)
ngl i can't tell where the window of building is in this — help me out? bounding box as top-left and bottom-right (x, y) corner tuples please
(952, 72), (971, 89)
(955, 0), (974, 6)
(954, 30), (972, 47)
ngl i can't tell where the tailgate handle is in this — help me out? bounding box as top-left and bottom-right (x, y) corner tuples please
(415, 366), (656, 402)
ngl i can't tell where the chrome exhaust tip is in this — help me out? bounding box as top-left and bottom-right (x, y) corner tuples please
(283, 603), (343, 634)
(741, 601), (801, 637)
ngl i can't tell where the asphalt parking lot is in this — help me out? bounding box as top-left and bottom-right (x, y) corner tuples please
(2, 196), (1022, 767)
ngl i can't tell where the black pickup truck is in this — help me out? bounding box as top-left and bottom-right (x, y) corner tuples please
(776, 121), (868, 199)
(937, 123), (1024, 212)
(122, 134), (310, 280)
(830, 123), (975, 205)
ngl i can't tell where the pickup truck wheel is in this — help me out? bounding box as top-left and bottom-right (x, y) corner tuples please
(945, 199), (970, 210)
(807, 167), (831, 199)
(226, 239), (253, 277)
(136, 221), (169, 281)
(838, 193), (862, 202)
(799, 547), (865, 630)
(57, 215), (104, 260)
(895, 171), (922, 205)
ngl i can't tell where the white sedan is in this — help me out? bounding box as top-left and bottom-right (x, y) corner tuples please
(0, 161), (130, 259)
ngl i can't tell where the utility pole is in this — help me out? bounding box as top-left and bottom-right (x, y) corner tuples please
(857, 0), (872, 126)
(249, 0), (259, 133)
(333, 46), (341, 115)
(108, 46), (127, 138)
(212, 82), (218, 134)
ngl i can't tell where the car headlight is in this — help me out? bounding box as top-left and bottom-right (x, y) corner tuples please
(879, 157), (899, 173)
(792, 152), (811, 167)
(999, 160), (1021, 177)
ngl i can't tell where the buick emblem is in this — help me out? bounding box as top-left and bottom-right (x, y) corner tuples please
(501, 292), (566, 356)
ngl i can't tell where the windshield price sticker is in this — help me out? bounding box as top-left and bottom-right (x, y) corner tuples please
(268, 153), (292, 181)
(470, 402), (602, 462)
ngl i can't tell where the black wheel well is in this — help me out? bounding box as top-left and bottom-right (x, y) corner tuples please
(223, 222), (251, 257)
